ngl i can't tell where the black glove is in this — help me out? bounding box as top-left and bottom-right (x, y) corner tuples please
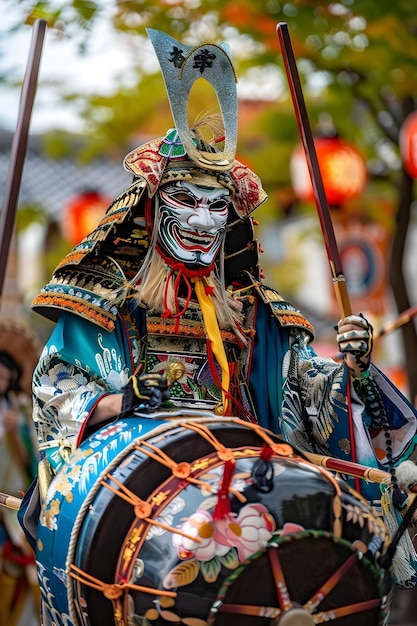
(120, 373), (170, 417)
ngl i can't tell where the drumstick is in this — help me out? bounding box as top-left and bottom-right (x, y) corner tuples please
(0, 449), (411, 513)
(302, 451), (391, 484)
(304, 452), (417, 492)
(0, 491), (22, 511)
(304, 451), (389, 483)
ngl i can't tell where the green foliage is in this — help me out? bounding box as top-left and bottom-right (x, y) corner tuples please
(24, 1), (98, 27)
(6, 0), (416, 240)
(1, 13), (412, 204)
(9, 0), (415, 262)
(16, 203), (48, 230)
(5, 1), (416, 172)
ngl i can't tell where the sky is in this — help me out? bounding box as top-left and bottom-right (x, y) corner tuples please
(0, 3), (284, 135)
(0, 3), (146, 134)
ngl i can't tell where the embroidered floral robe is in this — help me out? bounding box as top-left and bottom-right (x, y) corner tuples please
(32, 297), (417, 507)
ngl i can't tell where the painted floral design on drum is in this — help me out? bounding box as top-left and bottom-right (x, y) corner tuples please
(171, 503), (276, 584)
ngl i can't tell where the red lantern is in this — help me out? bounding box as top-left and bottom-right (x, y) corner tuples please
(62, 189), (110, 245)
(399, 111), (417, 178)
(290, 137), (368, 207)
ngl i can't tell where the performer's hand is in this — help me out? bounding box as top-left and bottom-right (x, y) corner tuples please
(120, 373), (170, 415)
(336, 313), (373, 377)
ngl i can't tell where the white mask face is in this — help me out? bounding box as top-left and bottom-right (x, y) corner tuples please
(157, 181), (230, 267)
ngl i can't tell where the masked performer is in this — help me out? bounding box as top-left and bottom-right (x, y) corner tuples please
(0, 321), (40, 625)
(25, 30), (417, 587)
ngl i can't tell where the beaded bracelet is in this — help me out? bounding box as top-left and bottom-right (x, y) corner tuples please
(352, 368), (371, 398)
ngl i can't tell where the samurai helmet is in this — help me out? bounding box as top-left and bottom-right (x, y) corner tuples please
(123, 29), (267, 218)
(32, 29), (267, 329)
(146, 28), (238, 172)
(120, 29), (268, 284)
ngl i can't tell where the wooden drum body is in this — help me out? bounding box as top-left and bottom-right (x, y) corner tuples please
(36, 412), (392, 626)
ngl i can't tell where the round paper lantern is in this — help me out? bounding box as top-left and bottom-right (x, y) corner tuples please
(399, 111), (417, 178)
(290, 137), (368, 207)
(62, 189), (109, 245)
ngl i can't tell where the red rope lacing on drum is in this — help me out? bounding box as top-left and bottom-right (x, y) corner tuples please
(101, 473), (203, 542)
(260, 443), (274, 461)
(213, 459), (235, 520)
(69, 563), (177, 601)
(137, 423), (247, 505)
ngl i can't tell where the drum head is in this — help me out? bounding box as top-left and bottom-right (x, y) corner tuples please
(209, 532), (386, 625)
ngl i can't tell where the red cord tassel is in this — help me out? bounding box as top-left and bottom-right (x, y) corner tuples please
(260, 443), (273, 461)
(213, 459), (235, 520)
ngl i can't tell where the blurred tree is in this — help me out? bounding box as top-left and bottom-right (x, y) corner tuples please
(3, 0), (417, 398)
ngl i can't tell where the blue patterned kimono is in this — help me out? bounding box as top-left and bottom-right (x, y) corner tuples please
(33, 296), (417, 500)
(29, 290), (417, 585)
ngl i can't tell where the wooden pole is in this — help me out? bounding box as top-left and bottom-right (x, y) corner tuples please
(374, 304), (417, 339)
(0, 19), (47, 300)
(276, 22), (352, 318)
